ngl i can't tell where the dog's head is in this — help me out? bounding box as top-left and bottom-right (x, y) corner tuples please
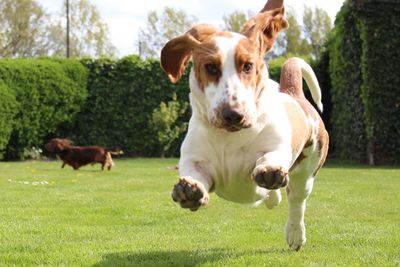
(45, 138), (73, 153)
(161, 0), (288, 132)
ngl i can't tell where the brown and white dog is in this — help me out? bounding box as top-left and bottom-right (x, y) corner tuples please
(160, 0), (328, 251)
(45, 138), (122, 171)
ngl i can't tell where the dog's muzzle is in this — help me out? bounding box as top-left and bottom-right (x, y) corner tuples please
(222, 107), (244, 125)
(220, 107), (249, 132)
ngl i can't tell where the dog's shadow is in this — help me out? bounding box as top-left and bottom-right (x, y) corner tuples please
(92, 248), (285, 266)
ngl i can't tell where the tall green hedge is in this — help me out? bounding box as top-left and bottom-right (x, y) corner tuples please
(328, 0), (399, 164)
(357, 0), (400, 164)
(0, 82), (17, 159)
(328, 1), (366, 162)
(0, 59), (87, 159)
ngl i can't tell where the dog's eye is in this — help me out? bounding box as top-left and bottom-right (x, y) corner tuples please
(243, 62), (253, 74)
(205, 64), (219, 76)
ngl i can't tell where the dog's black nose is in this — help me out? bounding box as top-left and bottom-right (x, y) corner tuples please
(222, 107), (244, 125)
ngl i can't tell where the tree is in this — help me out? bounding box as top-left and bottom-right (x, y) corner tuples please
(0, 0), (115, 58)
(302, 5), (331, 60)
(270, 5), (331, 59)
(269, 7), (308, 58)
(222, 11), (248, 33)
(52, 0), (116, 57)
(0, 0), (52, 57)
(284, 7), (311, 56)
(138, 7), (197, 58)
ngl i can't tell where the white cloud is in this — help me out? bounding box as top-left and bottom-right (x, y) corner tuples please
(37, 0), (345, 57)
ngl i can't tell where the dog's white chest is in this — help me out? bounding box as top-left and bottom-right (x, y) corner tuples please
(188, 125), (276, 203)
(208, 138), (260, 202)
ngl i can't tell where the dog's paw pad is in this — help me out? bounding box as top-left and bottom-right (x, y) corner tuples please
(171, 177), (209, 211)
(252, 166), (288, 190)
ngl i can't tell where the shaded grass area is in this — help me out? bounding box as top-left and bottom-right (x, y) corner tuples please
(0, 159), (399, 266)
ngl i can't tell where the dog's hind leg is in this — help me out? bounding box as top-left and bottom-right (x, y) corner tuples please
(285, 172), (314, 251)
(264, 189), (282, 209)
(61, 162), (66, 168)
(105, 152), (114, 171)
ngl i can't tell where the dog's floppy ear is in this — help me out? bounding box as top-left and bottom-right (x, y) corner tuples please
(259, 0), (284, 13)
(240, 1), (288, 54)
(161, 24), (218, 83)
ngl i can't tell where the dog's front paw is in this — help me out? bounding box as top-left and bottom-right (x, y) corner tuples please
(252, 165), (288, 190)
(171, 177), (209, 212)
(286, 222), (306, 251)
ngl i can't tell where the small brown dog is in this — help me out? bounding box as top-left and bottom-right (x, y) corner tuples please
(45, 138), (123, 170)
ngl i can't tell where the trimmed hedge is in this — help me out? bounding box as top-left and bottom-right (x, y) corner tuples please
(357, 0), (400, 164)
(328, 0), (400, 164)
(0, 81), (17, 159)
(328, 2), (366, 162)
(0, 59), (87, 159)
(312, 48), (332, 135)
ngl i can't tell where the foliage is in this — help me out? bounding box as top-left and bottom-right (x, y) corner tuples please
(0, 0), (52, 57)
(302, 5), (332, 60)
(0, 159), (399, 265)
(327, 0), (400, 164)
(328, 2), (366, 162)
(61, 56), (190, 157)
(222, 11), (248, 33)
(22, 146), (44, 160)
(0, 0), (115, 58)
(0, 82), (17, 159)
(273, 7), (309, 58)
(0, 58), (87, 159)
(151, 93), (188, 157)
(272, 6), (331, 59)
(53, 0), (116, 57)
(268, 55), (291, 82)
(268, 54), (311, 81)
(356, 0), (400, 164)
(312, 47), (332, 134)
(138, 7), (198, 58)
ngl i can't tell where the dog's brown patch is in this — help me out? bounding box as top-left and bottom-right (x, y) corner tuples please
(314, 117), (329, 176)
(192, 41), (223, 91)
(160, 24), (219, 84)
(234, 38), (264, 90)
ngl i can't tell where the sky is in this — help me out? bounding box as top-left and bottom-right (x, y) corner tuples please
(36, 0), (345, 57)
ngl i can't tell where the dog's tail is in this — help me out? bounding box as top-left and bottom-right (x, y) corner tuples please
(279, 57), (323, 112)
(109, 149), (124, 156)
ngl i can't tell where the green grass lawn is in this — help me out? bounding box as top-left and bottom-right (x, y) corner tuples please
(0, 158), (399, 266)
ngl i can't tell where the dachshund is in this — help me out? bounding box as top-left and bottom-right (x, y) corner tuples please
(45, 138), (123, 170)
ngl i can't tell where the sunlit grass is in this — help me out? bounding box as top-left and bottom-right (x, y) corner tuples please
(0, 159), (399, 266)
